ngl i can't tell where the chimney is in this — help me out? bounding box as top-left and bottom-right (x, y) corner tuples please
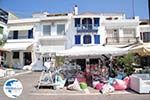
(74, 5), (78, 15)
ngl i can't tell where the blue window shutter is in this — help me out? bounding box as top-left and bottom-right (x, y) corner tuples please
(94, 35), (100, 44)
(75, 35), (81, 44)
(28, 29), (33, 38)
(94, 18), (100, 27)
(75, 18), (80, 27)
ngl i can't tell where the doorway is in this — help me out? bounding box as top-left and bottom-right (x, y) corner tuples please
(76, 59), (86, 71)
(24, 52), (32, 65)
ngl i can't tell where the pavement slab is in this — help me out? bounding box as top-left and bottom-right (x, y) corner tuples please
(0, 71), (150, 100)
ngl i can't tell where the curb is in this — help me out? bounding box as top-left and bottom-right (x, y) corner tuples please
(0, 70), (32, 79)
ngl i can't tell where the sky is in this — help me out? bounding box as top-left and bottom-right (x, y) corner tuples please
(0, 0), (149, 19)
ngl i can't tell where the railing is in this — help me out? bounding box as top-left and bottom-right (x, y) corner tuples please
(8, 36), (33, 40)
(106, 37), (138, 45)
(76, 24), (98, 33)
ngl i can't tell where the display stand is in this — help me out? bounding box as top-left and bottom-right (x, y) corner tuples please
(36, 53), (58, 90)
(37, 69), (58, 90)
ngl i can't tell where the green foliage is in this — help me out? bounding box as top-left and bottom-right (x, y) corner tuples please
(116, 53), (135, 76)
(0, 26), (7, 46)
(55, 56), (64, 67)
(0, 39), (6, 46)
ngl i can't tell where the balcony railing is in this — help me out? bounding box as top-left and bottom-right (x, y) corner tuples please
(8, 36), (33, 40)
(76, 24), (98, 33)
(106, 37), (138, 45)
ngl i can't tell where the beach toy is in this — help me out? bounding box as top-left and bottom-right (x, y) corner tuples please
(113, 79), (127, 90)
(95, 83), (104, 90)
(80, 82), (88, 89)
(92, 81), (99, 88)
(100, 84), (115, 94)
(123, 76), (130, 88)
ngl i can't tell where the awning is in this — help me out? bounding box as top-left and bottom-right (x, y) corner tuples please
(8, 26), (33, 31)
(57, 45), (128, 58)
(3, 42), (33, 51)
(129, 43), (150, 56)
(0, 47), (11, 52)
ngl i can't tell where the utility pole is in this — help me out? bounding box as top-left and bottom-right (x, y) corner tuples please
(148, 0), (150, 24)
(132, 0), (135, 18)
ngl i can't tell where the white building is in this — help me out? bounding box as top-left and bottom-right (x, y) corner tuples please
(4, 12), (72, 69)
(138, 20), (150, 66)
(0, 8), (12, 68)
(3, 6), (141, 69)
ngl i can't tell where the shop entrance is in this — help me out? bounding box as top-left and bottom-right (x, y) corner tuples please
(24, 52), (32, 65)
(76, 59), (86, 71)
(89, 58), (98, 65)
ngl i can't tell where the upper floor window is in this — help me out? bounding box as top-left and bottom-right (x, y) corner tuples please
(94, 18), (100, 27)
(57, 24), (65, 35)
(13, 31), (18, 39)
(75, 18), (80, 27)
(83, 35), (91, 44)
(28, 28), (33, 38)
(75, 35), (81, 44)
(82, 18), (92, 30)
(0, 26), (3, 34)
(43, 25), (51, 36)
(142, 32), (150, 42)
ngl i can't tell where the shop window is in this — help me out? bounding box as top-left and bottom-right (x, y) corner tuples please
(141, 56), (150, 66)
(13, 52), (19, 59)
(83, 35), (91, 44)
(75, 35), (81, 44)
(94, 18), (100, 27)
(94, 35), (100, 44)
(13, 31), (18, 39)
(75, 18), (80, 27)
(28, 28), (33, 38)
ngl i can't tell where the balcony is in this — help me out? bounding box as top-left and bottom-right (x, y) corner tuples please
(8, 36), (33, 40)
(39, 35), (67, 41)
(76, 24), (98, 33)
(106, 37), (138, 45)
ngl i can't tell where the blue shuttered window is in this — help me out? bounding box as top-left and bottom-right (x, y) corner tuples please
(94, 35), (100, 44)
(75, 35), (81, 44)
(94, 18), (100, 27)
(75, 18), (80, 27)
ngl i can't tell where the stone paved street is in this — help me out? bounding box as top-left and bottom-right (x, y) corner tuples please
(0, 72), (150, 100)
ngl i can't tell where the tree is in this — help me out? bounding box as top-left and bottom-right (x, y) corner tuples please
(0, 26), (7, 46)
(116, 53), (135, 76)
